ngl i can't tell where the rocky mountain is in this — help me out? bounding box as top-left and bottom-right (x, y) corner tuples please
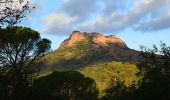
(60, 30), (140, 62)
(43, 31), (140, 72)
(60, 30), (127, 48)
(41, 31), (141, 95)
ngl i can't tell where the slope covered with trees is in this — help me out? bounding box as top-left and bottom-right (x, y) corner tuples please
(0, 1), (169, 99)
(80, 61), (140, 97)
(40, 32), (141, 97)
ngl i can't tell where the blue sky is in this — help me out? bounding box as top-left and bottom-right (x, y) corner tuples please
(23, 0), (170, 50)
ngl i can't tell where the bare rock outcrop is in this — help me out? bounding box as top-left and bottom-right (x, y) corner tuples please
(59, 30), (140, 62)
(60, 31), (128, 48)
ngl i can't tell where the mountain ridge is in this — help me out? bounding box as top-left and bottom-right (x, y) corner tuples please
(58, 31), (140, 62)
(60, 30), (128, 48)
(40, 31), (141, 96)
(42, 31), (140, 73)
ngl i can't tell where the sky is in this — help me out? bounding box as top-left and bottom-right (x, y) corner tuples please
(5, 0), (170, 50)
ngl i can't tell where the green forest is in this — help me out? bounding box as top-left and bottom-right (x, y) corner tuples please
(0, 1), (170, 100)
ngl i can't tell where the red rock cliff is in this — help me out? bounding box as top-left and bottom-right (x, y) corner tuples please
(60, 31), (128, 48)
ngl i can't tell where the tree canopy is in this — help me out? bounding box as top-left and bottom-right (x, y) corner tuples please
(136, 43), (170, 100)
(0, 0), (34, 28)
(33, 71), (99, 100)
(0, 26), (51, 100)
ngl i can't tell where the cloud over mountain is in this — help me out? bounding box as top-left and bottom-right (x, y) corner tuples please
(41, 0), (170, 35)
(42, 13), (77, 35)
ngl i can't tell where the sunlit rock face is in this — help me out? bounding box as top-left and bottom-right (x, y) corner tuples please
(60, 30), (128, 48)
(60, 31), (88, 47)
(60, 30), (140, 62)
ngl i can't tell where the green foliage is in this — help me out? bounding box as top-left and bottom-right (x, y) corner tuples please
(33, 71), (99, 100)
(0, 27), (51, 100)
(42, 39), (113, 72)
(43, 45), (140, 97)
(80, 61), (140, 97)
(0, 1), (33, 28)
(136, 43), (170, 100)
(102, 80), (137, 100)
(36, 38), (52, 55)
(41, 40), (92, 72)
(41, 40), (140, 97)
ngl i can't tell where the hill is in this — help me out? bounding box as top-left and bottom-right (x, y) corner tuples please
(43, 31), (140, 70)
(41, 31), (141, 95)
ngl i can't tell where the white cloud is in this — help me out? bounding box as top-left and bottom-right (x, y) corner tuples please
(41, 13), (77, 34)
(41, 0), (98, 35)
(135, 12), (170, 31)
(80, 0), (170, 33)
(41, 0), (170, 35)
(62, 0), (97, 20)
(80, 13), (125, 33)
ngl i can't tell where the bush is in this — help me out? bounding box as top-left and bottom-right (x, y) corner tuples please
(33, 71), (99, 100)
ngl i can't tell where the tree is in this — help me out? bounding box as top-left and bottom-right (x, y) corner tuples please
(102, 77), (137, 100)
(0, 26), (51, 99)
(0, 0), (34, 28)
(33, 71), (99, 100)
(137, 43), (170, 100)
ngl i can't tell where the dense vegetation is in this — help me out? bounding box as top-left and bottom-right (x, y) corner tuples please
(40, 39), (140, 97)
(0, 27), (51, 100)
(80, 61), (140, 96)
(42, 38), (119, 73)
(33, 71), (99, 100)
(40, 39), (170, 100)
(42, 38), (93, 71)
(0, 2), (169, 99)
(135, 43), (170, 100)
(1, 27), (170, 99)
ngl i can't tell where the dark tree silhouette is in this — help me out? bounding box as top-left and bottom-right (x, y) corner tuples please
(102, 77), (137, 100)
(0, 0), (34, 28)
(0, 26), (51, 100)
(33, 71), (99, 100)
(137, 43), (170, 100)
